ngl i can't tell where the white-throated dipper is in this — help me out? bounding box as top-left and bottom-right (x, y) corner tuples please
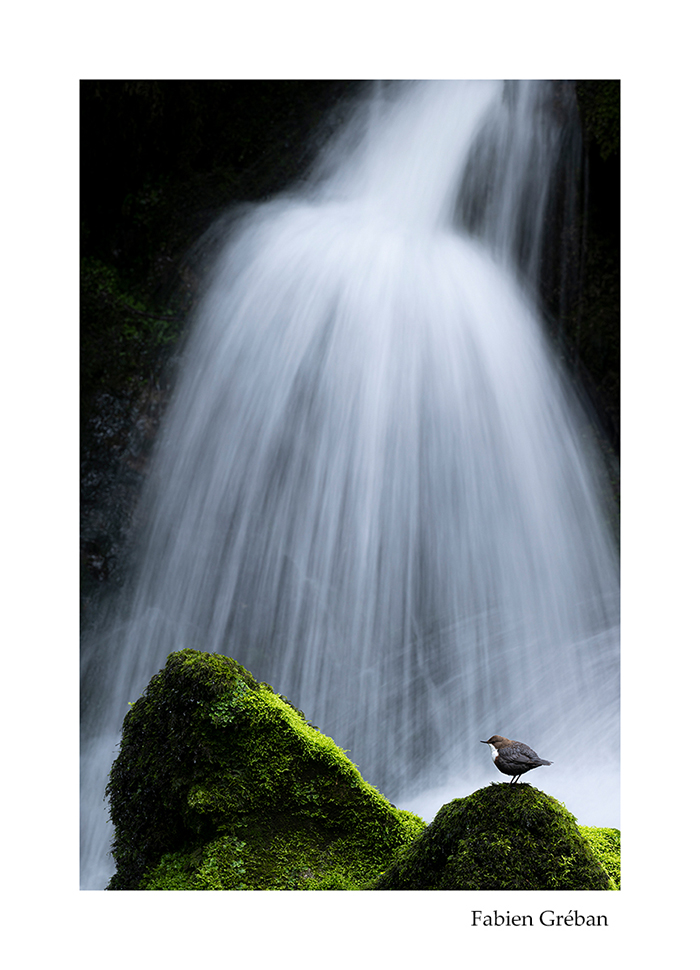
(481, 735), (552, 784)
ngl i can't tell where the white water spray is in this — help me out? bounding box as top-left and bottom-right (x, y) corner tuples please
(81, 81), (619, 889)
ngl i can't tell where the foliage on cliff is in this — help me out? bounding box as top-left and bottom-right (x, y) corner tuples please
(373, 784), (615, 890)
(105, 649), (424, 890)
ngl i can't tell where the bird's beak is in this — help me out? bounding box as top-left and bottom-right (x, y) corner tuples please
(480, 740), (488, 743)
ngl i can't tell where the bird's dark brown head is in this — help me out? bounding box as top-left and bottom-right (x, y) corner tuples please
(481, 735), (509, 746)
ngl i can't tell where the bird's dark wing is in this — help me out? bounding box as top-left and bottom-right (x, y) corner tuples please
(510, 743), (541, 764)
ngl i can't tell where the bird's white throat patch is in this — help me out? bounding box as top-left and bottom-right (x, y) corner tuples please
(487, 743), (499, 762)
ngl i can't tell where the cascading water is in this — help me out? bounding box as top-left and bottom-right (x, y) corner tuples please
(81, 80), (619, 889)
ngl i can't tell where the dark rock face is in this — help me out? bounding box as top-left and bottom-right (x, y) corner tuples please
(374, 784), (614, 890)
(105, 649), (424, 890)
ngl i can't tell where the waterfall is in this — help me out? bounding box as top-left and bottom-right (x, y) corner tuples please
(81, 80), (619, 889)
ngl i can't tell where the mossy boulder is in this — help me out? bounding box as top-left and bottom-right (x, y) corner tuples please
(373, 784), (615, 890)
(105, 648), (424, 890)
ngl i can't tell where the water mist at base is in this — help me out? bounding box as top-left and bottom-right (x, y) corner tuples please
(81, 81), (619, 889)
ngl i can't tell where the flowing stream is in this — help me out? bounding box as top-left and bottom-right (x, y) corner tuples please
(81, 81), (619, 889)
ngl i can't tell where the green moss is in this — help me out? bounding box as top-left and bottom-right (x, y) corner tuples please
(373, 784), (615, 891)
(579, 826), (620, 889)
(106, 649), (424, 890)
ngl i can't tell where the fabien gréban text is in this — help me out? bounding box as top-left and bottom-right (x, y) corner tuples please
(471, 910), (607, 927)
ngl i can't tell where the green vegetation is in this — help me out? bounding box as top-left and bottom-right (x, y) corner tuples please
(580, 825), (621, 890)
(106, 649), (424, 890)
(373, 784), (615, 890)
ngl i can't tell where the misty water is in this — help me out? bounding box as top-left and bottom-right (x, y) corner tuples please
(81, 80), (619, 889)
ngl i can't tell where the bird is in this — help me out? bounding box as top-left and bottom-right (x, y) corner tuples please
(481, 735), (553, 784)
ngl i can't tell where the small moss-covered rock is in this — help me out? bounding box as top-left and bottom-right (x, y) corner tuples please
(373, 784), (614, 890)
(106, 649), (424, 890)
(579, 825), (620, 890)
